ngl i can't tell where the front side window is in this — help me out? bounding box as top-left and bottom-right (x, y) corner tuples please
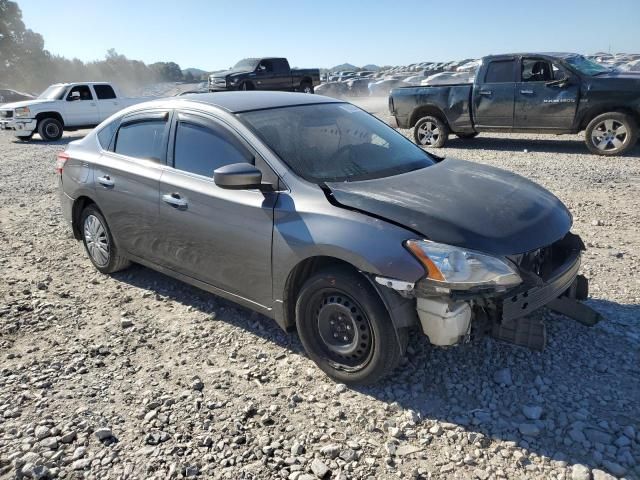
(67, 85), (93, 101)
(485, 60), (515, 83)
(94, 85), (116, 99)
(521, 59), (554, 82)
(114, 119), (167, 162)
(239, 103), (435, 183)
(173, 121), (251, 177)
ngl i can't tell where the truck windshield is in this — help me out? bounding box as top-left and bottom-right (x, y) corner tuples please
(239, 103), (436, 183)
(38, 85), (67, 100)
(233, 59), (259, 71)
(564, 56), (611, 76)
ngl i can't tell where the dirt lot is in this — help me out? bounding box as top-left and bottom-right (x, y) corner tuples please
(0, 108), (639, 480)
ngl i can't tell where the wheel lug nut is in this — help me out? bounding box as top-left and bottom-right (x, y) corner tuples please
(343, 336), (348, 341)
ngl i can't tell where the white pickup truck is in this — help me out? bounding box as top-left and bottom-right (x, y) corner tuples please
(0, 82), (144, 141)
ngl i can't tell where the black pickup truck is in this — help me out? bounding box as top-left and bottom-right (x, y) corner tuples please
(208, 57), (321, 94)
(389, 53), (640, 156)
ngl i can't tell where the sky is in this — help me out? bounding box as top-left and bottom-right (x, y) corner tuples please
(17, 0), (640, 71)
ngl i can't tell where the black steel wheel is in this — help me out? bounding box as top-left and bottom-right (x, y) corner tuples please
(296, 267), (405, 385)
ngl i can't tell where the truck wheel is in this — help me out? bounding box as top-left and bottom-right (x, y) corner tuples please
(37, 117), (63, 141)
(295, 266), (405, 385)
(456, 132), (479, 139)
(300, 82), (314, 94)
(414, 116), (449, 148)
(585, 112), (638, 156)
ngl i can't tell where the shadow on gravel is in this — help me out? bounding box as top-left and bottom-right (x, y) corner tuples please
(112, 264), (639, 476)
(10, 134), (86, 146)
(446, 136), (640, 156)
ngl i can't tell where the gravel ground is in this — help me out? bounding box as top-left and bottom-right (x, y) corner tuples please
(0, 103), (639, 480)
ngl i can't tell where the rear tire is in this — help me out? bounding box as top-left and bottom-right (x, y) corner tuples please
(585, 112), (637, 156)
(37, 117), (63, 141)
(414, 115), (449, 148)
(80, 205), (130, 274)
(295, 267), (405, 385)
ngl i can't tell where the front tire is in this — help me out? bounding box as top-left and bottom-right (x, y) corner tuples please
(585, 112), (638, 156)
(414, 115), (449, 148)
(300, 82), (314, 94)
(80, 205), (130, 274)
(37, 117), (63, 141)
(295, 267), (405, 385)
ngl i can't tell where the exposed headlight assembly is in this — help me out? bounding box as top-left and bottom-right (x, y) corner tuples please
(14, 107), (31, 118)
(405, 240), (521, 290)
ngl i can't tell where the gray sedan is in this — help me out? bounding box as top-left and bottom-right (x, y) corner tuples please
(58, 92), (597, 384)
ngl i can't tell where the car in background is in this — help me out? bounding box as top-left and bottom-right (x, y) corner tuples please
(390, 52), (640, 155)
(0, 82), (145, 141)
(57, 91), (597, 384)
(208, 57), (320, 94)
(0, 88), (34, 104)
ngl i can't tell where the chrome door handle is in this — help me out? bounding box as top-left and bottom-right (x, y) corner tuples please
(90, 102), (96, 106)
(478, 90), (492, 96)
(97, 175), (114, 187)
(520, 89), (534, 94)
(162, 193), (188, 209)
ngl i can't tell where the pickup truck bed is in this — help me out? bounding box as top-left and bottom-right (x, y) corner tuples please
(389, 53), (640, 156)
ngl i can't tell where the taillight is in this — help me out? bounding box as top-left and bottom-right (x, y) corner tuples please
(56, 152), (69, 174)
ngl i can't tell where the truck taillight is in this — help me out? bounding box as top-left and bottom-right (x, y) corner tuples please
(56, 152), (69, 174)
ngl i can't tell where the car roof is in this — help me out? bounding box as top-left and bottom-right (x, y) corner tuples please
(484, 52), (580, 60)
(175, 91), (341, 113)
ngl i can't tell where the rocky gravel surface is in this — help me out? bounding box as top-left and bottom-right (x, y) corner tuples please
(0, 111), (639, 480)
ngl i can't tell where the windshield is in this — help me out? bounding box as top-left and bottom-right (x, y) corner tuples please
(233, 58), (259, 71)
(38, 85), (67, 100)
(239, 103), (436, 183)
(564, 55), (611, 76)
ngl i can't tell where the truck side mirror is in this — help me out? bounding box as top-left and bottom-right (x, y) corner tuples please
(545, 77), (570, 88)
(68, 91), (81, 101)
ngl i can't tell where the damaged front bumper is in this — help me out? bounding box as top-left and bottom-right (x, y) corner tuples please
(0, 117), (37, 136)
(375, 232), (602, 351)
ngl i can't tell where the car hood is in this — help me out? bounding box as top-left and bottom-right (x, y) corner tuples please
(211, 68), (253, 79)
(0, 99), (54, 110)
(326, 158), (572, 256)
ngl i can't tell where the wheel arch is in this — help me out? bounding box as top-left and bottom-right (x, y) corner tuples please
(71, 195), (98, 240)
(409, 104), (449, 128)
(35, 111), (64, 126)
(281, 255), (417, 345)
(578, 105), (640, 130)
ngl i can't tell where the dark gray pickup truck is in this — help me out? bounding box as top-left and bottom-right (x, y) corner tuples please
(389, 53), (640, 156)
(209, 57), (320, 94)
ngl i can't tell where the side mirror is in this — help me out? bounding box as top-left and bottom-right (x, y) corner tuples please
(214, 162), (263, 190)
(545, 77), (570, 88)
(68, 91), (81, 101)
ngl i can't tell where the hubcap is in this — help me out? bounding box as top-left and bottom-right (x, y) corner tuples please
(591, 119), (627, 151)
(417, 121), (440, 145)
(45, 123), (59, 138)
(314, 293), (373, 368)
(83, 214), (110, 266)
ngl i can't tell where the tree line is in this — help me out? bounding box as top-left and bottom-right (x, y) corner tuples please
(0, 0), (196, 94)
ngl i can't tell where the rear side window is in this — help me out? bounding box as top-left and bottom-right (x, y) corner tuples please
(173, 121), (251, 177)
(97, 119), (119, 150)
(115, 120), (167, 162)
(484, 60), (515, 83)
(94, 85), (116, 99)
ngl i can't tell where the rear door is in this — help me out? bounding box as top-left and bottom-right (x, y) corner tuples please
(271, 58), (293, 90)
(93, 110), (170, 262)
(514, 57), (579, 130)
(92, 84), (122, 121)
(63, 85), (100, 126)
(157, 111), (277, 306)
(255, 59), (278, 90)
(472, 59), (516, 128)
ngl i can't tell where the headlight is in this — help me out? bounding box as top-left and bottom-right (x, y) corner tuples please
(14, 107), (31, 118)
(405, 240), (521, 290)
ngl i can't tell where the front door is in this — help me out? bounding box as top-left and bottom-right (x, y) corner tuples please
(63, 85), (100, 126)
(472, 58), (516, 128)
(514, 57), (580, 130)
(157, 112), (276, 307)
(93, 110), (171, 261)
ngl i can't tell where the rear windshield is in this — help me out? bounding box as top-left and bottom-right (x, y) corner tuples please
(239, 103), (435, 183)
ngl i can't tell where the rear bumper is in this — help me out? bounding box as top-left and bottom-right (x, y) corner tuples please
(0, 118), (37, 136)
